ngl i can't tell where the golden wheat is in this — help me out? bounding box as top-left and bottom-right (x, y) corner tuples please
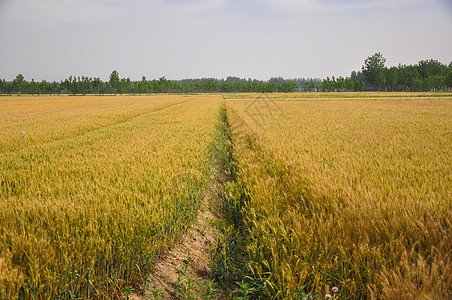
(0, 94), (223, 298)
(225, 93), (452, 299)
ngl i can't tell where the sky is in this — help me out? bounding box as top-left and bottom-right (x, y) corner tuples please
(0, 0), (451, 81)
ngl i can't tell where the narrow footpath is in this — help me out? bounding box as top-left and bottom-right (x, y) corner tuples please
(130, 170), (226, 299)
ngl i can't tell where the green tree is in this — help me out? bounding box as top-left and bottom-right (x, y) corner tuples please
(92, 77), (102, 95)
(0, 79), (5, 94)
(345, 78), (354, 91)
(109, 70), (120, 95)
(28, 79), (39, 95)
(137, 76), (147, 94)
(426, 75), (445, 91)
(362, 52), (387, 89)
(386, 66), (399, 91)
(278, 81), (297, 92)
(39, 79), (49, 95)
(417, 59), (448, 79)
(336, 76), (346, 90)
(63, 76), (79, 95)
(79, 76), (92, 95)
(118, 78), (132, 94)
(51, 81), (61, 94)
(397, 64), (421, 91)
(12, 74), (25, 95)
(445, 71), (452, 90)
(353, 79), (366, 91)
(199, 78), (219, 92)
(321, 77), (332, 91)
(157, 76), (171, 93)
(1, 79), (13, 94)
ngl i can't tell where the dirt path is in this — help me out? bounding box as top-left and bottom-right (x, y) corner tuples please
(131, 173), (225, 300)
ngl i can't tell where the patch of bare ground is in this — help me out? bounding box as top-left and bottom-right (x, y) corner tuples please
(130, 173), (226, 300)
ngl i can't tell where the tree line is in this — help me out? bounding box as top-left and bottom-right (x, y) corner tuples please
(0, 73), (316, 95)
(1, 53), (451, 95)
(360, 52), (452, 91)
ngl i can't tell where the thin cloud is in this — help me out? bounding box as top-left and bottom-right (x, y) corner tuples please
(261, 0), (426, 12)
(0, 0), (129, 27)
(132, 0), (228, 17)
(162, 0), (228, 12)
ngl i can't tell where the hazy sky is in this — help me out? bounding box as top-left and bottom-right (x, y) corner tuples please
(0, 0), (451, 81)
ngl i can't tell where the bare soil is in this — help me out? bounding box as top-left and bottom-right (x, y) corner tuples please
(130, 173), (225, 299)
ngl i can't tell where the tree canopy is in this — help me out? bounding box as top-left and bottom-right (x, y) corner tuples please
(362, 52), (387, 89)
(109, 70), (120, 95)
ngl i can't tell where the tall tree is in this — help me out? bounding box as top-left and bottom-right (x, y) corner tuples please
(79, 76), (92, 95)
(109, 70), (120, 95)
(398, 64), (421, 91)
(12, 74), (25, 95)
(38, 80), (50, 95)
(63, 76), (79, 95)
(118, 78), (132, 94)
(92, 77), (102, 95)
(51, 81), (60, 94)
(0, 79), (12, 94)
(362, 52), (387, 89)
(386, 66), (399, 91)
(138, 76), (148, 94)
(0, 79), (5, 94)
(28, 79), (38, 95)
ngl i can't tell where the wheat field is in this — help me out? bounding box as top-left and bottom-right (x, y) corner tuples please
(1, 93), (451, 299)
(0, 95), (223, 298)
(224, 93), (452, 299)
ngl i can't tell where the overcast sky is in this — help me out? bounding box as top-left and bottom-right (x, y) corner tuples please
(0, 0), (451, 81)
